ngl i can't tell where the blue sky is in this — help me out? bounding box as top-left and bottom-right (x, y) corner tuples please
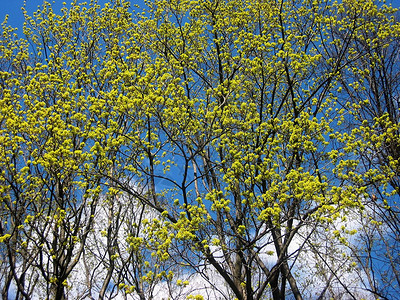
(0, 0), (146, 31)
(2, 0), (399, 35)
(2, 0), (399, 31)
(0, 1), (79, 29)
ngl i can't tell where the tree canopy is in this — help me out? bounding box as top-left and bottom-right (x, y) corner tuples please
(0, 0), (399, 299)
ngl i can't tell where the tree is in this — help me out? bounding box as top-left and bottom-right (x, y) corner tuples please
(0, 2), (139, 298)
(333, 2), (400, 297)
(0, 0), (399, 299)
